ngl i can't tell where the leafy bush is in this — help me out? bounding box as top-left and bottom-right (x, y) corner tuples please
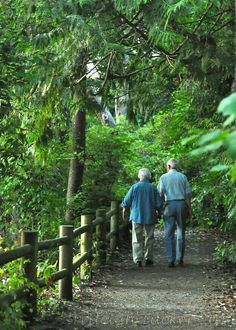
(0, 255), (61, 329)
(0, 259), (27, 330)
(215, 241), (236, 264)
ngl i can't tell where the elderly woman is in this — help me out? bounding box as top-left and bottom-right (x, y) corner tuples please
(121, 168), (162, 267)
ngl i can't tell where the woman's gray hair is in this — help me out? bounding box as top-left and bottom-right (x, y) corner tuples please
(167, 158), (179, 169)
(138, 168), (151, 180)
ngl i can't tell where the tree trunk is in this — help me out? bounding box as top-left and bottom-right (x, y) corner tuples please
(65, 109), (86, 223)
(65, 49), (87, 223)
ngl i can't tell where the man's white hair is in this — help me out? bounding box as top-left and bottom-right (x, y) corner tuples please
(167, 158), (179, 169)
(138, 168), (151, 180)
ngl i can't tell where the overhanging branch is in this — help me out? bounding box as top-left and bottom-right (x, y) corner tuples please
(118, 13), (174, 60)
(73, 53), (111, 85)
(171, 2), (214, 55)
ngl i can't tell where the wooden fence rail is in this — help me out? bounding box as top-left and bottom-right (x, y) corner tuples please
(0, 201), (129, 320)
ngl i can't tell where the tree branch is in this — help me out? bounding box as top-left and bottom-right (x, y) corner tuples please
(171, 2), (214, 55)
(211, 19), (234, 34)
(118, 13), (173, 59)
(108, 58), (166, 80)
(99, 51), (115, 91)
(73, 53), (111, 85)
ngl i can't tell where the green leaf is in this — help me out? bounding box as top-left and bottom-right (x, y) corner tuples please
(191, 141), (223, 156)
(181, 134), (199, 145)
(224, 131), (236, 159)
(223, 114), (235, 127)
(198, 130), (222, 145)
(230, 166), (236, 178)
(210, 164), (230, 172)
(217, 93), (236, 117)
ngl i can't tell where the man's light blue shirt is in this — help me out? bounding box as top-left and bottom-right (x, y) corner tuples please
(121, 179), (162, 224)
(157, 169), (191, 201)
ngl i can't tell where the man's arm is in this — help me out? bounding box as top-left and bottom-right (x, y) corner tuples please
(121, 186), (133, 222)
(157, 177), (165, 217)
(183, 175), (192, 222)
(157, 178), (164, 199)
(155, 188), (163, 220)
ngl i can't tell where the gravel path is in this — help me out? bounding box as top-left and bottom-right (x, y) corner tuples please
(35, 230), (236, 329)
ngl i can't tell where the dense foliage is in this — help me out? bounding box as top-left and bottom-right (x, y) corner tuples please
(0, 0), (235, 327)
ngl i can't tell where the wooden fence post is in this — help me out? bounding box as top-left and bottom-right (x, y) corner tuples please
(96, 209), (107, 264)
(59, 225), (73, 300)
(21, 230), (38, 320)
(110, 201), (119, 253)
(80, 214), (93, 281)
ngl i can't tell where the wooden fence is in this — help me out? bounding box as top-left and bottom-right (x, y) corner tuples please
(0, 201), (128, 320)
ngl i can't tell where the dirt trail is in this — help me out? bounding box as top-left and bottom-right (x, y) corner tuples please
(36, 230), (236, 330)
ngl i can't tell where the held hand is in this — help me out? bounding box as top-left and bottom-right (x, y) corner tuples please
(122, 208), (129, 223)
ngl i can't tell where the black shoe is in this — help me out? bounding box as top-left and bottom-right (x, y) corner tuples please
(145, 259), (154, 266)
(168, 261), (175, 268)
(136, 261), (142, 267)
(176, 260), (184, 266)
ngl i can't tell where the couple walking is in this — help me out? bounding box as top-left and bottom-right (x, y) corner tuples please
(121, 158), (192, 268)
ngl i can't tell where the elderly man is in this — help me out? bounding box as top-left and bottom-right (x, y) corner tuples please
(158, 158), (192, 267)
(121, 168), (162, 267)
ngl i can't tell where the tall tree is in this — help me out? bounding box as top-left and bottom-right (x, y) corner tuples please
(65, 49), (87, 223)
